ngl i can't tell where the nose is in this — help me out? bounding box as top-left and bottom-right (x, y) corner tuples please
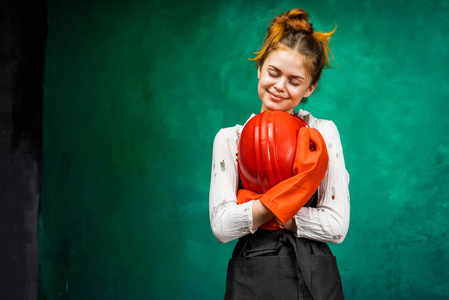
(274, 78), (287, 92)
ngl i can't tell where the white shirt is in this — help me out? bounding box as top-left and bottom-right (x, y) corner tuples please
(209, 109), (350, 244)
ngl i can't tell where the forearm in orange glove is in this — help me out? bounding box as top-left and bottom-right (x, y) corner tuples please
(258, 127), (328, 225)
(237, 127), (328, 228)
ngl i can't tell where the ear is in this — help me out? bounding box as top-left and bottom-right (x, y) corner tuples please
(304, 83), (317, 98)
(257, 67), (261, 79)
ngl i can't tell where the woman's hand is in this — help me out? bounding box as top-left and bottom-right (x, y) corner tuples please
(251, 200), (275, 231)
(283, 218), (297, 233)
(236, 190), (276, 230)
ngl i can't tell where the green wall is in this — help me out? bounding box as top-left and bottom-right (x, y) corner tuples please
(39, 0), (449, 299)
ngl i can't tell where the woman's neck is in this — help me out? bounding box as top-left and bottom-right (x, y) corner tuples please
(260, 104), (295, 115)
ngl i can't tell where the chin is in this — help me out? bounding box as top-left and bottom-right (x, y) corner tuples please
(263, 102), (290, 113)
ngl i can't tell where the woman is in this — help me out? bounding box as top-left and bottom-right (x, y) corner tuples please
(209, 8), (350, 300)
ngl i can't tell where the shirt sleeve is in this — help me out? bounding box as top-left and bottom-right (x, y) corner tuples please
(209, 127), (255, 243)
(294, 120), (350, 244)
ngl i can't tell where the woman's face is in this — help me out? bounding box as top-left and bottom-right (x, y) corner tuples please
(258, 47), (316, 114)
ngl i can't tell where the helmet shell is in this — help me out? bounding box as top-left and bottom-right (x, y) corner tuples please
(238, 110), (309, 194)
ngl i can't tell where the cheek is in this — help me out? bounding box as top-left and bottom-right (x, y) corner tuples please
(291, 86), (307, 97)
(258, 80), (266, 96)
(259, 73), (275, 88)
(258, 76), (271, 97)
(286, 87), (305, 103)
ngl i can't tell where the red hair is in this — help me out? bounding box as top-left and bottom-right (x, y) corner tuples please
(251, 9), (337, 87)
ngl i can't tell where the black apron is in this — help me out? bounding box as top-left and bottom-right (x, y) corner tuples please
(224, 193), (344, 300)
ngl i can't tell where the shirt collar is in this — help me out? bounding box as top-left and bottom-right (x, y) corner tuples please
(245, 109), (314, 127)
(297, 108), (311, 119)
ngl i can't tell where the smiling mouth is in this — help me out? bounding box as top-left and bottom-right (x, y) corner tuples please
(268, 90), (287, 101)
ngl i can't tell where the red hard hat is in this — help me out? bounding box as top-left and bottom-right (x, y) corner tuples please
(238, 110), (309, 194)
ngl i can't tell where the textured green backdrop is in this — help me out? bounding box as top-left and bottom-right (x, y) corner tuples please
(39, 0), (449, 299)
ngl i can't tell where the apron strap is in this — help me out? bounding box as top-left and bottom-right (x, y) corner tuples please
(243, 240), (284, 258)
(277, 231), (315, 300)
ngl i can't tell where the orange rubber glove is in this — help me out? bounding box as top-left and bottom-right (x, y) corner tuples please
(237, 127), (329, 229)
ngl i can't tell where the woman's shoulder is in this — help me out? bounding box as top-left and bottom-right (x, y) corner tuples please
(213, 124), (243, 151)
(297, 109), (341, 138)
(215, 124), (242, 139)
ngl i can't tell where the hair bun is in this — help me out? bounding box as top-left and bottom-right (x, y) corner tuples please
(275, 8), (314, 35)
(251, 8), (336, 72)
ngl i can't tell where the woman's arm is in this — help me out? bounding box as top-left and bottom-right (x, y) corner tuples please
(209, 127), (274, 243)
(293, 120), (350, 244)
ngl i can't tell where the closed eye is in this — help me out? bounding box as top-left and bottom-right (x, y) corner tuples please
(267, 65), (305, 85)
(289, 80), (300, 86)
(268, 71), (279, 78)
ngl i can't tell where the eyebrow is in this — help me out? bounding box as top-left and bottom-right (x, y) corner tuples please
(268, 65), (305, 81)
